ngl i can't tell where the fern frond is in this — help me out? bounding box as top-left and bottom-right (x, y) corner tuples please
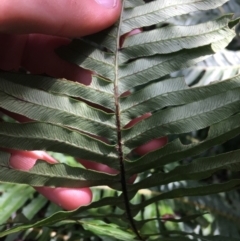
(0, 0), (240, 240)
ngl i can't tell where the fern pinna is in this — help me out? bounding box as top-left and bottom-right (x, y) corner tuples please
(0, 0), (240, 240)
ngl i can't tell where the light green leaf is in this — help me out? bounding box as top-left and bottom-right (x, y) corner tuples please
(58, 40), (115, 81)
(122, 0), (229, 34)
(0, 123), (119, 168)
(134, 179), (240, 213)
(0, 183), (34, 226)
(121, 74), (240, 123)
(131, 149), (240, 190)
(118, 43), (230, 94)
(123, 87), (240, 149)
(0, 151), (119, 188)
(125, 0), (145, 9)
(81, 220), (136, 241)
(126, 112), (240, 174)
(0, 85), (116, 139)
(120, 15), (234, 63)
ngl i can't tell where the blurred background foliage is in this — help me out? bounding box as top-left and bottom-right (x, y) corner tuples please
(0, 0), (240, 240)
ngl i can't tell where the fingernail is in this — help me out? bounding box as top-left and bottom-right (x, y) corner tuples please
(95, 0), (117, 8)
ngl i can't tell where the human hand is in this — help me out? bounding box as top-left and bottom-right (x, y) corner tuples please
(0, 0), (122, 210)
(0, 0), (167, 210)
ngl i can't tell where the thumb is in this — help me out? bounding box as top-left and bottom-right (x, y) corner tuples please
(0, 0), (121, 37)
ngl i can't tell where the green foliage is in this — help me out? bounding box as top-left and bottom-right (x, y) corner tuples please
(0, 0), (240, 240)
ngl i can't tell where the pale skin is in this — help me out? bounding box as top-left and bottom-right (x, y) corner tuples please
(0, 0), (167, 210)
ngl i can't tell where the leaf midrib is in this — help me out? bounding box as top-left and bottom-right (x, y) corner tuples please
(114, 1), (143, 240)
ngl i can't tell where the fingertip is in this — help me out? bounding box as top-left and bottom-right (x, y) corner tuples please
(35, 187), (92, 210)
(78, 159), (136, 184)
(87, 0), (122, 35)
(134, 137), (168, 156)
(124, 113), (168, 156)
(79, 159), (118, 174)
(9, 150), (56, 170)
(125, 113), (152, 129)
(120, 28), (142, 47)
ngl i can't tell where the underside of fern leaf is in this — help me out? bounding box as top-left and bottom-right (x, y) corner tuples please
(0, 0), (240, 240)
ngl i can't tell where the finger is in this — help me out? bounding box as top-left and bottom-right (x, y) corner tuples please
(134, 137), (168, 156)
(120, 28), (142, 47)
(9, 150), (92, 210)
(125, 113), (168, 155)
(79, 158), (137, 184)
(79, 159), (118, 174)
(124, 113), (152, 129)
(35, 186), (92, 210)
(0, 0), (121, 37)
(9, 150), (56, 170)
(21, 34), (92, 85)
(0, 34), (27, 71)
(0, 34), (92, 84)
(78, 136), (119, 177)
(2, 109), (94, 210)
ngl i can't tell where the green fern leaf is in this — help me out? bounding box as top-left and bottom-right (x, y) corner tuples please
(0, 0), (240, 240)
